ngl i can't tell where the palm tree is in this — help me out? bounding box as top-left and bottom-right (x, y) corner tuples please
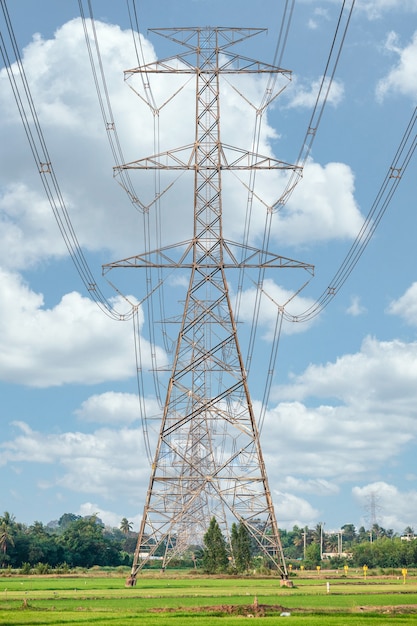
(0, 511), (16, 527)
(312, 523), (326, 545)
(0, 521), (15, 565)
(292, 525), (308, 559)
(120, 518), (133, 535)
(312, 523), (325, 559)
(371, 523), (385, 540)
(326, 534), (339, 554)
(341, 524), (356, 544)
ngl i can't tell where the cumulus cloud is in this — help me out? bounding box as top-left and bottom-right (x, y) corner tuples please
(346, 295), (367, 317)
(285, 76), (344, 109)
(275, 336), (417, 413)
(2, 11), (415, 533)
(307, 8), (331, 30)
(0, 15), (366, 278)
(0, 269), (165, 387)
(387, 282), (417, 326)
(260, 336), (417, 490)
(279, 476), (340, 497)
(77, 502), (141, 531)
(273, 161), (364, 246)
(6, 329), (416, 522)
(0, 421), (150, 504)
(0, 184), (68, 270)
(0, 20), (150, 263)
(236, 278), (318, 338)
(353, 482), (417, 531)
(358, 0), (417, 20)
(273, 491), (320, 528)
(75, 391), (160, 425)
(376, 31), (417, 101)
(263, 399), (413, 484)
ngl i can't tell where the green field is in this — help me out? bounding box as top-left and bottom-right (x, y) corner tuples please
(1, 571), (417, 625)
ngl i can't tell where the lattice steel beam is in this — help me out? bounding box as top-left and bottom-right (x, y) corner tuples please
(107, 27), (312, 586)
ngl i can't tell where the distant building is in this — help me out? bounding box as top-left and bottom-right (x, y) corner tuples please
(322, 552), (352, 559)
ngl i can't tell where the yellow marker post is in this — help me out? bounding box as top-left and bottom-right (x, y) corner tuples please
(402, 568), (407, 584)
(316, 565), (321, 575)
(343, 564), (349, 576)
(363, 564), (368, 580)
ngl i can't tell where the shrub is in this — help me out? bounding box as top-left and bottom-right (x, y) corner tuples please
(20, 562), (32, 575)
(34, 562), (50, 574)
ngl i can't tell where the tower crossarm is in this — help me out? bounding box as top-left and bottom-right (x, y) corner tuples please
(113, 143), (299, 172)
(149, 26), (268, 50)
(125, 54), (292, 77)
(103, 239), (314, 273)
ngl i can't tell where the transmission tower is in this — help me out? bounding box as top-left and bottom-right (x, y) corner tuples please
(104, 27), (313, 585)
(364, 491), (383, 541)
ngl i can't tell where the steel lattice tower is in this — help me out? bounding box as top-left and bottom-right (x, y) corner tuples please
(105, 27), (313, 585)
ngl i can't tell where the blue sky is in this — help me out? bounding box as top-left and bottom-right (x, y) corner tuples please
(1, 0), (417, 536)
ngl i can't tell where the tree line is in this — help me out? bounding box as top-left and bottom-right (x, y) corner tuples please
(0, 512), (134, 570)
(1, 511), (417, 572)
(280, 522), (417, 569)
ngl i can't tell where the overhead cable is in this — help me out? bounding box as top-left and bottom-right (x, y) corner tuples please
(0, 0), (129, 321)
(289, 106), (417, 324)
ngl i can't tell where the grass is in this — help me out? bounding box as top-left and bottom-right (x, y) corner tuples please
(1, 571), (417, 625)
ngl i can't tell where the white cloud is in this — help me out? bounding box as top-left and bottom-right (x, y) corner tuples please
(275, 336), (417, 413)
(307, 8), (331, 30)
(273, 491), (320, 528)
(0, 269), (165, 387)
(3, 329), (417, 532)
(261, 336), (417, 486)
(273, 161), (364, 245)
(77, 502), (141, 531)
(75, 391), (161, 425)
(236, 278), (318, 338)
(279, 476), (340, 496)
(346, 295), (367, 316)
(353, 482), (417, 531)
(0, 18), (178, 266)
(0, 184), (68, 270)
(262, 401), (394, 481)
(285, 76), (344, 109)
(376, 31), (417, 101)
(0, 421), (150, 503)
(0, 16), (365, 279)
(3, 311), (394, 524)
(387, 282), (417, 326)
(358, 1), (417, 20)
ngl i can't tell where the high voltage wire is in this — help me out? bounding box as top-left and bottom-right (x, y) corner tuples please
(275, 0), (356, 210)
(290, 106), (417, 324)
(0, 0), (132, 322)
(239, 0), (356, 429)
(1, 0), (415, 440)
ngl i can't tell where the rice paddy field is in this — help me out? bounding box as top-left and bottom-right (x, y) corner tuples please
(1, 570), (417, 625)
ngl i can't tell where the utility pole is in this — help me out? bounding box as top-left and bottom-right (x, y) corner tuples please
(104, 27), (313, 586)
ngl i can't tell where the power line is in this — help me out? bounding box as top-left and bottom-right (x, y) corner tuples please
(0, 0), (130, 321)
(289, 106), (417, 323)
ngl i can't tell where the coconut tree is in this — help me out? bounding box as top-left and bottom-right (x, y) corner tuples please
(0, 511), (16, 528)
(120, 518), (133, 535)
(0, 521), (15, 566)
